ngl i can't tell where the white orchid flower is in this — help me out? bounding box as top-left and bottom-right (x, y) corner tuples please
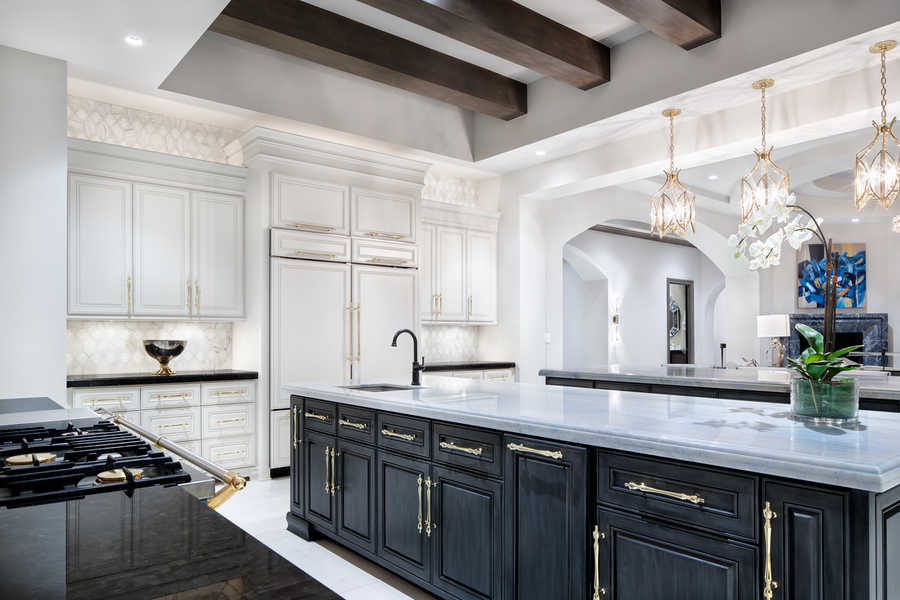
(784, 216), (815, 249)
(770, 198), (793, 223)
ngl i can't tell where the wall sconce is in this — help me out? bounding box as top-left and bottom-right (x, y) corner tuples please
(757, 314), (790, 366)
(612, 299), (620, 340)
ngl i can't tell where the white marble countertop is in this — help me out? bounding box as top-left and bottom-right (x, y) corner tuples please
(284, 375), (900, 493)
(539, 365), (900, 400)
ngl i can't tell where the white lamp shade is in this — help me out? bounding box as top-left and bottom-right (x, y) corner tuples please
(757, 314), (791, 338)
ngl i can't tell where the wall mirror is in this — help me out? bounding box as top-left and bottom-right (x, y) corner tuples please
(667, 279), (694, 364)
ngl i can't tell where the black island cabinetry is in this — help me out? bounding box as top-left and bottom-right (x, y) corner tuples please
(287, 394), (897, 599)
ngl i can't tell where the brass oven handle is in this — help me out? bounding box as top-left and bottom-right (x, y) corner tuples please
(156, 422), (190, 429)
(507, 443), (562, 460)
(212, 390), (245, 397)
(440, 441), (483, 456)
(305, 412), (328, 421)
(86, 396), (129, 404)
(213, 418), (246, 424)
(153, 393), (188, 400)
(624, 481), (705, 505)
(293, 222), (335, 231)
(195, 280), (199, 309)
(324, 446), (330, 495)
(368, 258), (409, 265)
(417, 474), (423, 533)
(593, 526), (606, 598)
(367, 232), (405, 239)
(293, 406), (300, 449)
(339, 419), (368, 430)
(425, 477), (435, 537)
(356, 303), (361, 364)
(382, 429), (416, 442)
(127, 275), (132, 313)
(295, 251), (337, 259)
(331, 447), (339, 496)
(186, 279), (191, 308)
(764, 501), (778, 599)
(348, 304), (355, 364)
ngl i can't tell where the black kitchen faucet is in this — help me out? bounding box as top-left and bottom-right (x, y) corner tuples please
(391, 329), (424, 386)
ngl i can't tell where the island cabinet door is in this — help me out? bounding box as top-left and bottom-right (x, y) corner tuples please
(290, 400), (304, 518)
(431, 465), (503, 600)
(503, 435), (587, 600)
(304, 430), (337, 533)
(377, 450), (432, 585)
(762, 481), (849, 599)
(335, 438), (377, 554)
(594, 508), (757, 599)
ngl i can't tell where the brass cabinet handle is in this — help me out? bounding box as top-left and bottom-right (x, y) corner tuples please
(214, 450), (244, 458)
(489, 374), (509, 380)
(368, 258), (409, 265)
(763, 501), (778, 599)
(593, 526), (607, 598)
(292, 406), (300, 449)
(153, 393), (188, 400)
(356, 303), (361, 364)
(624, 481), (705, 505)
(156, 422), (190, 429)
(194, 280), (200, 309)
(186, 279), (191, 309)
(347, 304), (355, 364)
(331, 447), (339, 496)
(432, 293), (437, 318)
(213, 418), (246, 424)
(425, 477), (435, 537)
(295, 251), (337, 259)
(212, 390), (244, 397)
(382, 429), (416, 442)
(339, 419), (368, 430)
(439, 293), (442, 315)
(367, 232), (405, 239)
(507, 443), (562, 460)
(293, 222), (335, 231)
(468, 295), (472, 316)
(417, 474), (424, 533)
(439, 441), (483, 456)
(324, 446), (330, 495)
(126, 275), (132, 313)
(86, 396), (129, 404)
(305, 412), (328, 421)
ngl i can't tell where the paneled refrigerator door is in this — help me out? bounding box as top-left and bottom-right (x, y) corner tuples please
(351, 265), (418, 380)
(271, 258), (352, 410)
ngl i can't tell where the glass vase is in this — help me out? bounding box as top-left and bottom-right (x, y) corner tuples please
(790, 378), (859, 425)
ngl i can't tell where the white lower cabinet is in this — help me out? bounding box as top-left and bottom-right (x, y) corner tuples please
(270, 409), (292, 469)
(447, 369), (513, 382)
(141, 407), (202, 443)
(202, 436), (255, 470)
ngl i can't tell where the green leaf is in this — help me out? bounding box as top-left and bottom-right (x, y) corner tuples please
(826, 345), (862, 360)
(795, 323), (824, 354)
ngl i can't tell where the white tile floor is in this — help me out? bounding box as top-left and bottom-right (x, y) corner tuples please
(216, 477), (439, 600)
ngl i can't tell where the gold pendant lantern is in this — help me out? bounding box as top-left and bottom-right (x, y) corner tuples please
(855, 40), (900, 210)
(740, 79), (790, 223)
(650, 109), (696, 238)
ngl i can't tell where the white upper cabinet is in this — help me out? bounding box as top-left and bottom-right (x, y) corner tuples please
(272, 173), (349, 235)
(68, 174), (133, 316)
(419, 224), (436, 320)
(436, 226), (467, 322)
(467, 230), (497, 323)
(133, 184), (191, 317)
(351, 187), (417, 243)
(192, 191), (244, 318)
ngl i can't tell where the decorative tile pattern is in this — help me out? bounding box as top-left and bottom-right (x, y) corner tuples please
(66, 96), (241, 164)
(421, 325), (478, 362)
(66, 321), (232, 375)
(422, 172), (478, 207)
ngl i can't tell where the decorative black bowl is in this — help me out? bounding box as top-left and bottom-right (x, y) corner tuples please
(142, 340), (187, 376)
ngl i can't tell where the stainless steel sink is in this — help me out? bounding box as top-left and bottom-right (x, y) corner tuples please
(338, 384), (424, 392)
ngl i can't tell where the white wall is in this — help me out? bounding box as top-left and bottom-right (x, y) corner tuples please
(562, 260), (584, 366)
(0, 45), (67, 401)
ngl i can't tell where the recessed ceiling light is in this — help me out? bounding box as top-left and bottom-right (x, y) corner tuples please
(535, 150), (546, 156)
(125, 36), (143, 46)
(852, 218), (860, 222)
(708, 175), (718, 180)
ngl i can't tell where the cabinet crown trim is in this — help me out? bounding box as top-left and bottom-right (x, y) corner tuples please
(422, 200), (500, 232)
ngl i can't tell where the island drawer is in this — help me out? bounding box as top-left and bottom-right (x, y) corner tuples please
(304, 399), (337, 434)
(337, 405), (376, 444)
(433, 423), (502, 478)
(376, 412), (430, 458)
(597, 451), (757, 541)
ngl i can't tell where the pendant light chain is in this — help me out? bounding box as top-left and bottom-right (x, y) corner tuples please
(669, 112), (675, 172)
(881, 47), (888, 126)
(760, 84), (767, 151)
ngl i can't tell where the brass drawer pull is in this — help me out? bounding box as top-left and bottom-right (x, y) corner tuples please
(195, 280), (200, 309)
(440, 441), (483, 456)
(186, 279), (191, 308)
(293, 222), (335, 231)
(156, 422), (190, 429)
(212, 390), (245, 397)
(292, 406), (300, 449)
(86, 397), (129, 404)
(425, 477), (436, 537)
(127, 275), (131, 313)
(213, 418), (246, 424)
(331, 447), (339, 496)
(366, 232), (405, 239)
(468, 295), (472, 316)
(305, 412), (328, 421)
(624, 481), (705, 504)
(489, 374), (509, 380)
(368, 258), (408, 265)
(153, 393), (188, 400)
(294, 251), (337, 259)
(382, 429), (416, 442)
(347, 304), (355, 364)
(593, 526), (607, 598)
(324, 446), (330, 495)
(339, 419), (368, 430)
(763, 501), (778, 599)
(417, 474), (423, 533)
(214, 450), (244, 457)
(507, 443), (562, 460)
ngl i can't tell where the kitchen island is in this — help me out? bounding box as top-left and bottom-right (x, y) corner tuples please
(285, 375), (900, 600)
(540, 364), (900, 412)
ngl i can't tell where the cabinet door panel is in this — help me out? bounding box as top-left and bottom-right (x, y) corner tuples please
(466, 230), (496, 323)
(133, 183), (191, 316)
(336, 439), (377, 554)
(352, 265), (418, 380)
(420, 224), (436, 321)
(271, 259), (351, 409)
(433, 466), (502, 600)
(377, 451), (431, 583)
(290, 400), (305, 517)
(436, 227), (466, 321)
(192, 191), (243, 318)
(68, 174), (132, 315)
(352, 187), (416, 243)
(597, 508), (756, 599)
(272, 173), (349, 235)
(271, 409), (292, 469)
(504, 435), (586, 600)
(305, 431), (336, 533)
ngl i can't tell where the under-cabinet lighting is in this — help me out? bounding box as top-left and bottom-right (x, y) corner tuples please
(125, 36), (143, 45)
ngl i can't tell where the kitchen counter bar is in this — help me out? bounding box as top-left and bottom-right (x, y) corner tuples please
(284, 375), (900, 493)
(67, 369), (259, 388)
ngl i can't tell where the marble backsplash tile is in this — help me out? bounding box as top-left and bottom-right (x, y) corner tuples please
(67, 321), (232, 376)
(421, 325), (478, 363)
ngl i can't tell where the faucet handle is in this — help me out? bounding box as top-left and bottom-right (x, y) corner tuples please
(420, 356), (425, 365)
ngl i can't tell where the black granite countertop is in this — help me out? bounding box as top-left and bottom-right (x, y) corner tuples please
(422, 361), (515, 372)
(67, 369), (259, 388)
(0, 485), (341, 600)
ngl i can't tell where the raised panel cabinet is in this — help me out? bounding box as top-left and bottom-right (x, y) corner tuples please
(466, 230), (496, 323)
(336, 438), (377, 554)
(352, 187), (416, 243)
(377, 450), (432, 584)
(290, 401), (305, 517)
(305, 430), (337, 534)
(271, 409), (293, 469)
(272, 173), (349, 235)
(420, 224), (436, 319)
(192, 191), (243, 318)
(436, 227), (467, 322)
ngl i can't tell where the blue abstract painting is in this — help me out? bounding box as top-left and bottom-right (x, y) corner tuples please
(797, 242), (866, 308)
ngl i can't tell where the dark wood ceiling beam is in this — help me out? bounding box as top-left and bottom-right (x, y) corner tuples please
(355, 0), (610, 90)
(209, 0), (527, 120)
(594, 0), (720, 50)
